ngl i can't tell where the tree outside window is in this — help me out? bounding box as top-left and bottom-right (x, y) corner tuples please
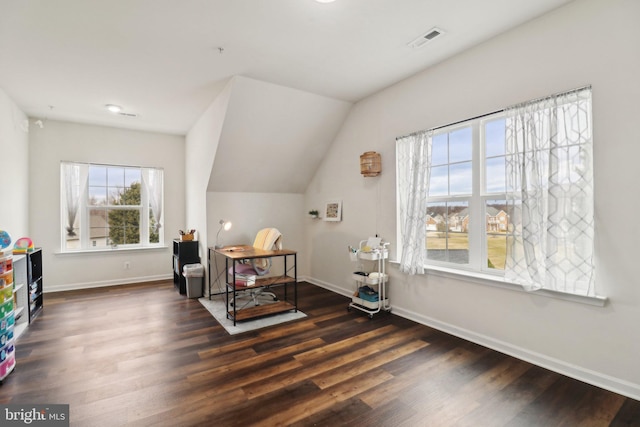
(61, 162), (163, 251)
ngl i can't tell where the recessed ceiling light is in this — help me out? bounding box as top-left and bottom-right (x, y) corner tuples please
(105, 104), (122, 113)
(315, 0), (336, 3)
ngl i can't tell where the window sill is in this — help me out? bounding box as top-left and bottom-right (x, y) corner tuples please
(390, 261), (607, 307)
(56, 245), (169, 255)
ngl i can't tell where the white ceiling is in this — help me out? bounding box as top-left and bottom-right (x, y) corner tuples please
(0, 0), (572, 135)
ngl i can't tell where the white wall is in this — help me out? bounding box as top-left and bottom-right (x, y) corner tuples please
(305, 0), (640, 399)
(206, 191), (305, 295)
(28, 119), (185, 291)
(185, 78), (233, 263)
(0, 89), (29, 238)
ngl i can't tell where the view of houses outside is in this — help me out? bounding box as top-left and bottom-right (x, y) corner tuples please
(485, 200), (508, 270)
(424, 116), (509, 270)
(426, 200), (508, 269)
(67, 209), (113, 248)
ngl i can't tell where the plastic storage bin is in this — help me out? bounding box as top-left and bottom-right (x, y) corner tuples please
(0, 325), (13, 346)
(0, 351), (15, 378)
(0, 285), (12, 303)
(0, 271), (12, 288)
(183, 263), (204, 298)
(0, 254), (12, 274)
(0, 300), (13, 318)
(358, 286), (379, 302)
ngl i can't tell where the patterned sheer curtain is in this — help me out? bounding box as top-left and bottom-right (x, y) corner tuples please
(61, 162), (88, 237)
(505, 87), (594, 296)
(142, 168), (164, 233)
(396, 131), (432, 275)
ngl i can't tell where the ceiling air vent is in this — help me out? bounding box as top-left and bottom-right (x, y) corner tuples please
(118, 112), (138, 118)
(408, 27), (444, 49)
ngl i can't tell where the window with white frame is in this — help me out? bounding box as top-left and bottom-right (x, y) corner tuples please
(424, 114), (508, 273)
(61, 162), (164, 251)
(397, 86), (594, 296)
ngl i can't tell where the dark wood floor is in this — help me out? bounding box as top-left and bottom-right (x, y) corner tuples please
(1, 281), (638, 426)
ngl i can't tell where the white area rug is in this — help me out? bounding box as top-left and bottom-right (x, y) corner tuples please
(199, 295), (306, 335)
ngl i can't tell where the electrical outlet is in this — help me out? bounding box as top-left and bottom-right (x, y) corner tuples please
(124, 261), (130, 269)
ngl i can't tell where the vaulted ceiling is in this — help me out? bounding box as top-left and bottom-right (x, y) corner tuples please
(0, 0), (572, 135)
(1, 1), (573, 193)
(207, 76), (352, 193)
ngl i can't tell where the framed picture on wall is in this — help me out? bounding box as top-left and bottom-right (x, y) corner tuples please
(324, 200), (342, 222)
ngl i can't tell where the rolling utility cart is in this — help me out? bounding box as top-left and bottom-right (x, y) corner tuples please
(348, 238), (391, 319)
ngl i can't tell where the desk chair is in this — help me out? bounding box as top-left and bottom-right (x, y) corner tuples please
(230, 228), (282, 307)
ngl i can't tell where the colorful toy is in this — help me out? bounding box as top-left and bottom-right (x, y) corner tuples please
(0, 231), (10, 251)
(13, 237), (34, 254)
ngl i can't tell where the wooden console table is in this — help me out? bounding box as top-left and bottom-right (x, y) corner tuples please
(212, 245), (297, 326)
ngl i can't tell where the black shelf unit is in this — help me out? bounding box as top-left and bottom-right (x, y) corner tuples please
(173, 240), (199, 295)
(26, 248), (43, 322)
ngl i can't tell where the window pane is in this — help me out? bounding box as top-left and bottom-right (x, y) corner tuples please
(486, 200), (508, 270)
(88, 166), (106, 186)
(429, 165), (448, 197)
(107, 167), (142, 206)
(89, 208), (109, 248)
(88, 186), (107, 206)
(485, 156), (506, 193)
(485, 118), (506, 157)
(125, 168), (141, 187)
(426, 202), (446, 261)
(107, 167), (124, 188)
(449, 127), (472, 163)
(431, 133), (448, 166)
(450, 162), (472, 195)
(426, 201), (469, 265)
(108, 208), (141, 245)
(110, 182), (142, 207)
(88, 166), (107, 206)
(447, 202), (469, 264)
(109, 187), (124, 205)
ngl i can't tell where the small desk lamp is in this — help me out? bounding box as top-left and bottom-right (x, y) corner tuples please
(215, 219), (232, 249)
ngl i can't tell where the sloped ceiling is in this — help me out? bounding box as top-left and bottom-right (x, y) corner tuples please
(0, 0), (572, 194)
(0, 0), (572, 135)
(207, 76), (352, 193)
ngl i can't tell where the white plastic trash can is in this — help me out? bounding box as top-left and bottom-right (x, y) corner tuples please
(183, 263), (204, 298)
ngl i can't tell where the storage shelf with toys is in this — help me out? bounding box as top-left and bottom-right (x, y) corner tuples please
(348, 238), (391, 318)
(0, 231), (43, 382)
(0, 230), (17, 382)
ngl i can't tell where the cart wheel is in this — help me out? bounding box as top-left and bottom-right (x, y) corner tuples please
(272, 296), (278, 301)
(368, 314), (374, 319)
(347, 306), (352, 312)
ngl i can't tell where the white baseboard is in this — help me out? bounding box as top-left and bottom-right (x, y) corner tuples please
(302, 276), (352, 298)
(45, 274), (172, 293)
(303, 275), (640, 402)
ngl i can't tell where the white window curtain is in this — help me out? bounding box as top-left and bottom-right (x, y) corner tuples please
(61, 162), (88, 237)
(142, 168), (163, 233)
(396, 131), (432, 275)
(505, 87), (594, 295)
